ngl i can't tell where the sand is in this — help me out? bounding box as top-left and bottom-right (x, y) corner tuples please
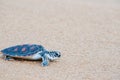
(0, 0), (120, 80)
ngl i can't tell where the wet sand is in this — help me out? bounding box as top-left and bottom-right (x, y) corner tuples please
(0, 0), (120, 80)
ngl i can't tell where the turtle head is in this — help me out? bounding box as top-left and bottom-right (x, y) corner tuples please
(46, 51), (61, 60)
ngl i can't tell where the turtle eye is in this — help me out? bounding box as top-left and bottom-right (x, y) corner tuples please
(58, 54), (61, 57)
(55, 53), (58, 57)
(54, 51), (61, 57)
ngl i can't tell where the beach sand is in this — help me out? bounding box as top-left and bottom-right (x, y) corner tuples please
(0, 0), (120, 80)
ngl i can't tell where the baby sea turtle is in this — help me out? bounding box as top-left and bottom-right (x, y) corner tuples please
(0, 44), (61, 66)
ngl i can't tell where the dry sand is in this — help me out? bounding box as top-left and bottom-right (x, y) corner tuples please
(0, 0), (120, 80)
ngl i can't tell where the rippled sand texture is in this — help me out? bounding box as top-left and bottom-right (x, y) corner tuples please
(0, 0), (120, 80)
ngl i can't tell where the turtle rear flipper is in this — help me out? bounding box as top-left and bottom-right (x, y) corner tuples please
(0, 54), (14, 60)
(4, 56), (13, 60)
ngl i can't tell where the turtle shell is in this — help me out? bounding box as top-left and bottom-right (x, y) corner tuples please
(1, 44), (45, 56)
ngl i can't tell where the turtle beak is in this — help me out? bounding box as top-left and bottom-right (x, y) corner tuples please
(57, 51), (61, 57)
(58, 54), (61, 57)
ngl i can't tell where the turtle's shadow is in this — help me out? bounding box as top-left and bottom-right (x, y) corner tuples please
(13, 58), (42, 62)
(13, 58), (58, 63)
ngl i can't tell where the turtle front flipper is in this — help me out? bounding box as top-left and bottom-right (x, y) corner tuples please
(41, 55), (49, 66)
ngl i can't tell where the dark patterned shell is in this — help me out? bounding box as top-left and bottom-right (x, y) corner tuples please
(1, 44), (45, 56)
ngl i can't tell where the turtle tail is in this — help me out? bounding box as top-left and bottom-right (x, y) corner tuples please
(0, 53), (3, 58)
